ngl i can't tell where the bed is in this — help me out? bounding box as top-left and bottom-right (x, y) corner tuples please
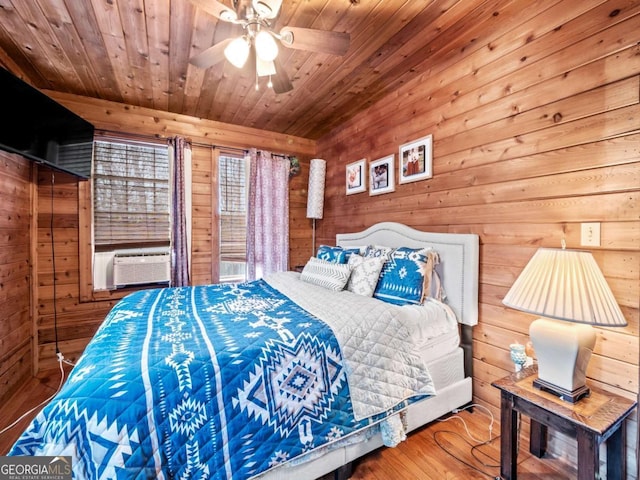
(9, 222), (479, 480)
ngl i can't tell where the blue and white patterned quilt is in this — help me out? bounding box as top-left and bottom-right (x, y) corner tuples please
(10, 274), (436, 479)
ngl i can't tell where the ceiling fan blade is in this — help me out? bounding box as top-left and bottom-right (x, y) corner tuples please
(190, 38), (233, 69)
(188, 0), (237, 22)
(279, 27), (350, 56)
(271, 58), (293, 94)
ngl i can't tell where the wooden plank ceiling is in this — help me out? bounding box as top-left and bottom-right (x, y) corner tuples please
(0, 0), (499, 139)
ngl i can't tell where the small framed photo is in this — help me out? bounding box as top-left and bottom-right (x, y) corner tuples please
(369, 155), (395, 196)
(346, 159), (366, 195)
(399, 134), (433, 184)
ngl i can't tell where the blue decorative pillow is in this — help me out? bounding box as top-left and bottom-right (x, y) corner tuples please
(316, 245), (360, 264)
(373, 247), (437, 305)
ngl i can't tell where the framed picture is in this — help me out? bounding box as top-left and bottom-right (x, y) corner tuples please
(399, 134), (433, 184)
(369, 155), (395, 196)
(346, 159), (366, 195)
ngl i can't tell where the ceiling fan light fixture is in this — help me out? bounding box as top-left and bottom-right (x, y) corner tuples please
(279, 29), (294, 47)
(219, 8), (238, 22)
(224, 36), (250, 68)
(252, 0), (282, 19)
(255, 30), (279, 62)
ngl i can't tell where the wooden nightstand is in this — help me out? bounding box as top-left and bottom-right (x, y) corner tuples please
(492, 365), (637, 480)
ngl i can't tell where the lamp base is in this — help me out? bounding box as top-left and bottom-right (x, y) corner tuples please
(529, 318), (596, 403)
(533, 377), (590, 403)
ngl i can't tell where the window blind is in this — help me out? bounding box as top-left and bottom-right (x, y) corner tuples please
(219, 154), (248, 262)
(93, 140), (170, 246)
(57, 140), (93, 178)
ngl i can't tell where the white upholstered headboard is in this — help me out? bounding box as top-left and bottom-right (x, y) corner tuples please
(336, 222), (479, 327)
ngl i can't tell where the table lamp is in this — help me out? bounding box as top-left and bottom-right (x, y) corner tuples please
(502, 244), (627, 402)
(306, 158), (326, 255)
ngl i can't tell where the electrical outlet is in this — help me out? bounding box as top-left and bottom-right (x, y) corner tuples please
(580, 222), (600, 247)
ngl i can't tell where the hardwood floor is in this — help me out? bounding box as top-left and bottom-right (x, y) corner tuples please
(0, 366), (72, 454)
(348, 411), (575, 480)
(1, 369), (576, 479)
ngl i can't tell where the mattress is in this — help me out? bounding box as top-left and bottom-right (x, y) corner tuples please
(402, 298), (461, 364)
(426, 346), (465, 392)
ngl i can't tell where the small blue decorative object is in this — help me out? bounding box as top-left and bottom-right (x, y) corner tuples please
(510, 343), (527, 372)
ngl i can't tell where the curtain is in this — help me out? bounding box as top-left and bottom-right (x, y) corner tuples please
(168, 136), (192, 287)
(246, 148), (290, 280)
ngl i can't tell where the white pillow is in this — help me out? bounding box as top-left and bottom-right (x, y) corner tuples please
(300, 257), (352, 291)
(346, 254), (386, 297)
(364, 244), (394, 259)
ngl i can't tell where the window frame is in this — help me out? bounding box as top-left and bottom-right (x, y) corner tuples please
(79, 136), (171, 301)
(218, 150), (249, 283)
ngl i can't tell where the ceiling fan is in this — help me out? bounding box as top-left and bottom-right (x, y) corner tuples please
(188, 0), (350, 93)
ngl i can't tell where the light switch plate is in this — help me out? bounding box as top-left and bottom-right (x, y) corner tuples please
(580, 222), (600, 247)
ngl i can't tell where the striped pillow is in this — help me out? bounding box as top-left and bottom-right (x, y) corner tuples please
(300, 257), (352, 291)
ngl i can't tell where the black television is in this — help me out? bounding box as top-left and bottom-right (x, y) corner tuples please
(0, 68), (95, 178)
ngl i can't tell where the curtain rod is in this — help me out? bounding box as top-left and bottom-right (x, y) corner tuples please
(95, 129), (290, 157)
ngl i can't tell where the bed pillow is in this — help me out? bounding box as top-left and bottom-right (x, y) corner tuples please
(373, 247), (438, 305)
(346, 254), (386, 297)
(316, 245), (361, 264)
(425, 260), (445, 302)
(300, 256), (352, 291)
(364, 244), (394, 259)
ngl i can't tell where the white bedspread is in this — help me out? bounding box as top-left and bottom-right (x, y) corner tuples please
(266, 271), (441, 420)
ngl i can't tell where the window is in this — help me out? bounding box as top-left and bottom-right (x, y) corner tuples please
(219, 153), (249, 282)
(93, 140), (170, 248)
(91, 139), (170, 291)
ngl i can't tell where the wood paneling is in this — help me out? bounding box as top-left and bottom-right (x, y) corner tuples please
(317, 1), (639, 475)
(0, 151), (32, 405)
(48, 91), (316, 158)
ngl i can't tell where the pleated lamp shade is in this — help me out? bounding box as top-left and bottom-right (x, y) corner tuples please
(503, 247), (627, 327)
(306, 159), (326, 220)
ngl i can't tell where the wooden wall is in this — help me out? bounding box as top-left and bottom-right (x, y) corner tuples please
(0, 151), (32, 405)
(316, 1), (639, 475)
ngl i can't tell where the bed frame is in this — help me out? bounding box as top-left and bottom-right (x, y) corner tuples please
(260, 222), (479, 479)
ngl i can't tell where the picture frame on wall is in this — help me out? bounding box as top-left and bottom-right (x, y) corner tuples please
(346, 159), (366, 195)
(399, 134), (433, 184)
(369, 155), (395, 196)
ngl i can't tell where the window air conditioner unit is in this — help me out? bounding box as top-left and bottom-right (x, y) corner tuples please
(113, 252), (171, 287)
